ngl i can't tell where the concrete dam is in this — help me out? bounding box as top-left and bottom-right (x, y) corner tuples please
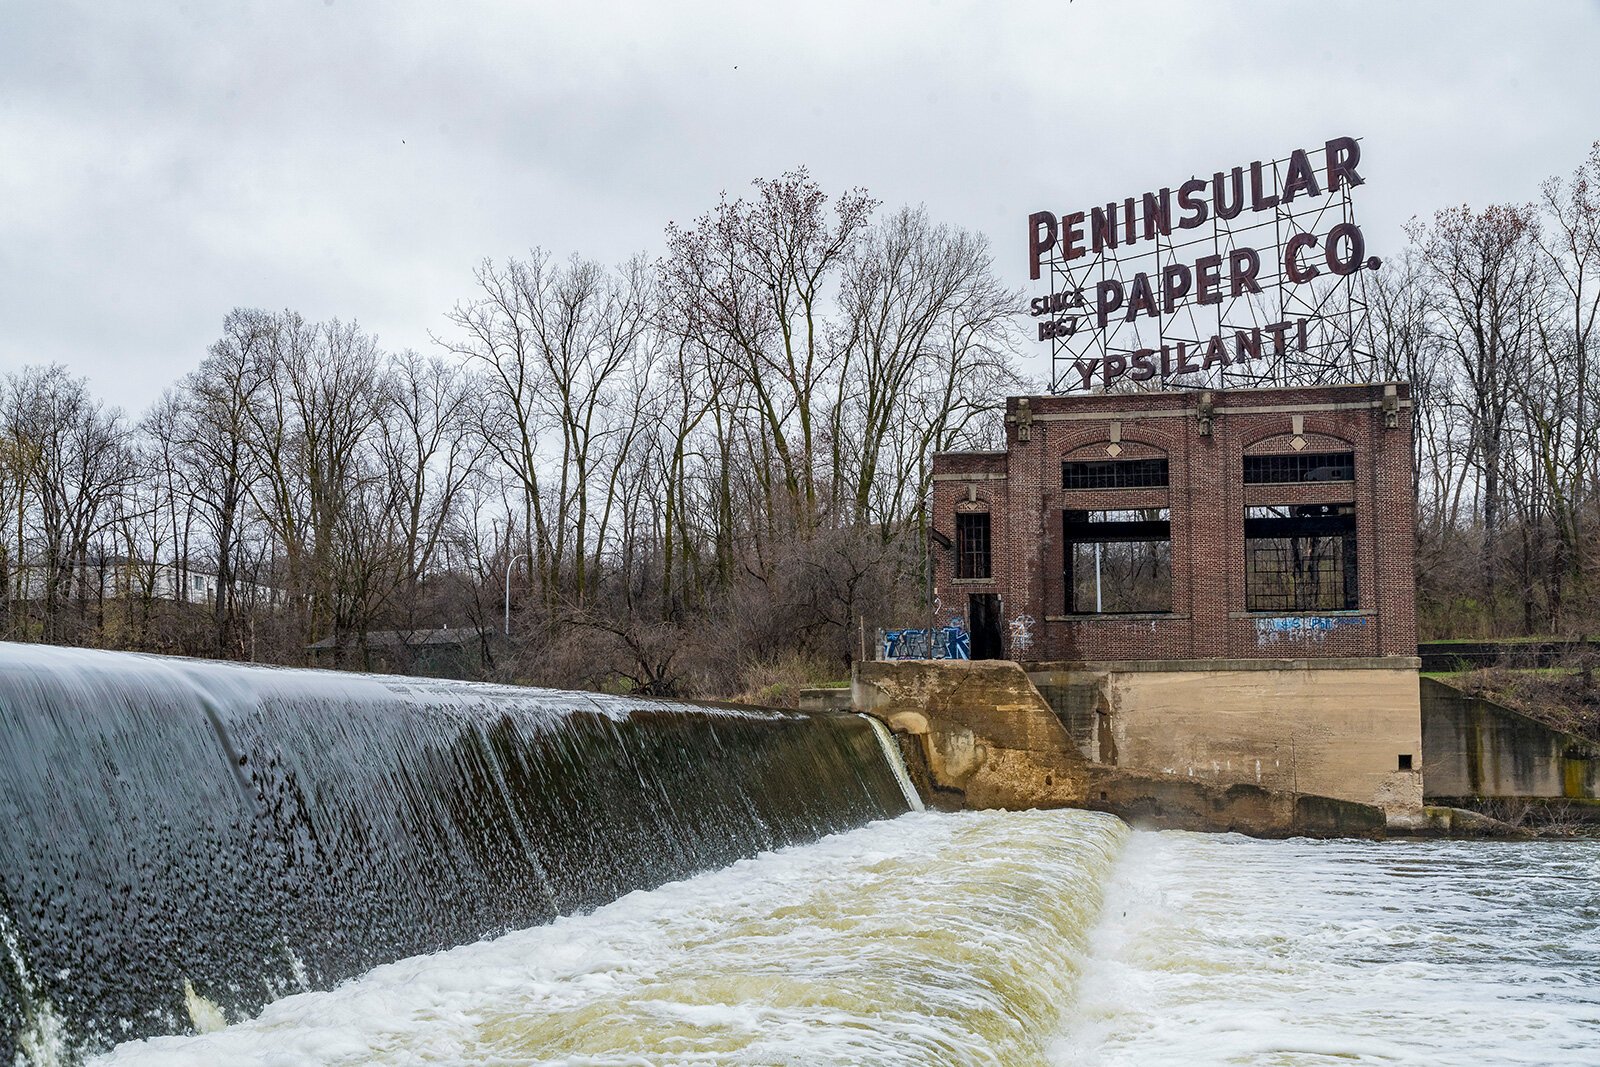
(0, 644), (916, 1063)
(3, 645), (1597, 1064)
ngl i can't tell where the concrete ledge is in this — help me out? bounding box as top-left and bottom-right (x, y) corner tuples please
(1042, 613), (1191, 624)
(1411, 806), (1536, 838)
(1226, 609), (1375, 620)
(797, 687), (853, 713)
(1025, 656), (1422, 674)
(1081, 772), (1388, 838)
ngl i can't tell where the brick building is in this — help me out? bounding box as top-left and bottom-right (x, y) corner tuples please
(931, 381), (1416, 663)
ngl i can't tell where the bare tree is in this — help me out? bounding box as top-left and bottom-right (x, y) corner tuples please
(661, 168), (876, 531)
(157, 309), (275, 655)
(447, 252), (654, 611)
(835, 206), (1025, 534)
(1416, 203), (1546, 619)
(3, 365), (136, 643)
(244, 313), (386, 656)
(374, 349), (488, 629)
(1531, 141), (1600, 623)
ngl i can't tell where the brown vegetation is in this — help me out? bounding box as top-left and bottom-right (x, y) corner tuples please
(5, 143), (1600, 694)
(1446, 659), (1600, 742)
(0, 170), (1022, 697)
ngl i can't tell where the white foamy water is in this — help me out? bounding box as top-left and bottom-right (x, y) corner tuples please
(95, 810), (1126, 1066)
(93, 812), (1600, 1067)
(1056, 831), (1600, 1065)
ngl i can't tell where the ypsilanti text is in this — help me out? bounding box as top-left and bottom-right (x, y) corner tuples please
(1027, 136), (1380, 390)
(1058, 318), (1313, 390)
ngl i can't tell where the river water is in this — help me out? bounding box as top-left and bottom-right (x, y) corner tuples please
(94, 810), (1599, 1066)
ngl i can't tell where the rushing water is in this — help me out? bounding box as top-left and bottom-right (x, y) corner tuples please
(1056, 830), (1600, 1065)
(91, 811), (1600, 1066)
(6, 645), (1597, 1065)
(0, 644), (912, 1062)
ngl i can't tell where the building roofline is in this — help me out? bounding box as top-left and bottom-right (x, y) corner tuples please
(1009, 380), (1408, 402)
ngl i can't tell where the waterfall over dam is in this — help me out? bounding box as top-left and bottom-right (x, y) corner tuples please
(0, 644), (915, 1063)
(6, 644), (1598, 1066)
(93, 811), (1600, 1067)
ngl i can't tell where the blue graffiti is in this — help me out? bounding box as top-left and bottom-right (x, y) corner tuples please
(1254, 614), (1367, 646)
(882, 625), (971, 660)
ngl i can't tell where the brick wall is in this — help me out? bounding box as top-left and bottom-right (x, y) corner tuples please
(931, 383), (1417, 662)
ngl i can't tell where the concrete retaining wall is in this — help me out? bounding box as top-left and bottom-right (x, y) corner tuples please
(853, 659), (1089, 810)
(854, 659), (1390, 836)
(1030, 657), (1424, 819)
(1420, 677), (1600, 800)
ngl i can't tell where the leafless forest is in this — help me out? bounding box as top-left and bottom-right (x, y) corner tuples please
(3, 148), (1598, 698)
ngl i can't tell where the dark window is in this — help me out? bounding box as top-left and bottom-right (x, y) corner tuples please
(969, 593), (1002, 659)
(955, 513), (991, 579)
(1398, 754), (1414, 771)
(1243, 452), (1355, 484)
(1063, 458), (1169, 490)
(1244, 503), (1358, 611)
(1064, 509), (1171, 614)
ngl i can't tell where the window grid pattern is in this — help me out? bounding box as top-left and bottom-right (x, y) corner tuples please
(1243, 452), (1355, 484)
(955, 513), (991, 580)
(1244, 505), (1358, 612)
(1062, 458), (1170, 490)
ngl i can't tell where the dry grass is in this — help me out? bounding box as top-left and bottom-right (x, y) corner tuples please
(1451, 664), (1600, 741)
(1473, 797), (1591, 837)
(729, 652), (849, 709)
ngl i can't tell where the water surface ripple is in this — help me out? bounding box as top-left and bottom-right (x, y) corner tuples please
(1056, 831), (1600, 1065)
(94, 812), (1600, 1066)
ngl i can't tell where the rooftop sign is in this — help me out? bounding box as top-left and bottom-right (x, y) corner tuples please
(1028, 137), (1380, 392)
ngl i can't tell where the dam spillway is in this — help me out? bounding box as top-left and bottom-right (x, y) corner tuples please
(96, 811), (1600, 1066)
(4, 644), (1599, 1065)
(0, 644), (915, 1063)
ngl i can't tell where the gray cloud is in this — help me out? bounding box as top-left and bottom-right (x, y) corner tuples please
(1, 0), (1596, 411)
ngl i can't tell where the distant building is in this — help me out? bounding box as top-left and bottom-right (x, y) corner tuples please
(12, 558), (283, 607)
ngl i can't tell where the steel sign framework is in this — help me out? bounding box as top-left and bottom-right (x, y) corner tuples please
(1029, 137), (1381, 394)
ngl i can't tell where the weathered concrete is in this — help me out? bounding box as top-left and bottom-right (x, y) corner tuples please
(1417, 806), (1534, 838)
(1030, 658), (1424, 823)
(853, 660), (1089, 810)
(854, 659), (1391, 836)
(1080, 776), (1386, 838)
(1420, 677), (1600, 800)
(797, 687), (853, 713)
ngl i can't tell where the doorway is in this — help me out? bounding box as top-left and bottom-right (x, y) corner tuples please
(969, 593), (1003, 660)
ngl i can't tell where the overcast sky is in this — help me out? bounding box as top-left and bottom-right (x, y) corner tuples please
(3, 0), (1597, 414)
